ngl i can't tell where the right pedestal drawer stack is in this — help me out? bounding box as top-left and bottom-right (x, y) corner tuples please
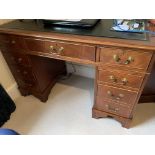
(93, 46), (153, 128)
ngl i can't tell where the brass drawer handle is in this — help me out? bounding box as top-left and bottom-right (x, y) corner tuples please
(57, 47), (64, 54)
(49, 45), (57, 54)
(113, 54), (134, 65)
(49, 45), (54, 50)
(107, 90), (124, 100)
(124, 56), (134, 64)
(105, 104), (119, 112)
(121, 78), (128, 85)
(49, 45), (64, 54)
(109, 75), (128, 85)
(109, 75), (117, 82)
(113, 54), (120, 62)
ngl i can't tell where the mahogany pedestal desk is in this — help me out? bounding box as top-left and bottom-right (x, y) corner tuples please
(0, 20), (155, 128)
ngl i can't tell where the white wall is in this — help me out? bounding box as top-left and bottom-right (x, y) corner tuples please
(0, 51), (15, 88)
(66, 62), (95, 79)
(0, 19), (20, 100)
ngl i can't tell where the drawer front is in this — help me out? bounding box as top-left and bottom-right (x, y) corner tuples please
(95, 98), (132, 118)
(24, 38), (45, 52)
(0, 34), (10, 50)
(1, 50), (30, 66)
(8, 65), (36, 89)
(97, 84), (138, 105)
(24, 38), (96, 61)
(0, 34), (10, 45)
(98, 69), (144, 89)
(14, 66), (35, 82)
(0, 34), (26, 50)
(99, 47), (152, 71)
(17, 78), (35, 89)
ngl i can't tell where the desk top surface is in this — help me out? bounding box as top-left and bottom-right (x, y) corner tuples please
(0, 19), (155, 51)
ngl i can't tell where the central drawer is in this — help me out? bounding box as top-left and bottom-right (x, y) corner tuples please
(24, 38), (96, 61)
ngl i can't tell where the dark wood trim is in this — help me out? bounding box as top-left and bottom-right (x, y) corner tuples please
(139, 94), (155, 103)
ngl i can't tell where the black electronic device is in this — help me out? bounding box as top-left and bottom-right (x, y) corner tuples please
(42, 19), (100, 28)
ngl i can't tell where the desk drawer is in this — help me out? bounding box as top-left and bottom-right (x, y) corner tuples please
(99, 47), (153, 71)
(98, 69), (144, 89)
(16, 67), (35, 82)
(0, 34), (26, 50)
(24, 38), (96, 61)
(2, 50), (30, 66)
(97, 84), (138, 106)
(10, 65), (35, 82)
(7, 64), (36, 90)
(0, 34), (10, 45)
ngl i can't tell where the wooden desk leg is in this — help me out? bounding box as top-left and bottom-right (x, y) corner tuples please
(28, 56), (67, 102)
(92, 108), (132, 129)
(18, 87), (31, 96)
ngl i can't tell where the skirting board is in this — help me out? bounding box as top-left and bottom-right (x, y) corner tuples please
(66, 62), (95, 78)
(6, 82), (20, 101)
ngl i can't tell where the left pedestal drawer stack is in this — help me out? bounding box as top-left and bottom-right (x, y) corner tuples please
(0, 34), (37, 94)
(0, 33), (67, 102)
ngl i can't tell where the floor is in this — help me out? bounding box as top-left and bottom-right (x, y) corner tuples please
(3, 75), (155, 134)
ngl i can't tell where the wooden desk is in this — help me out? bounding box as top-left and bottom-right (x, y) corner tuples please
(0, 20), (155, 128)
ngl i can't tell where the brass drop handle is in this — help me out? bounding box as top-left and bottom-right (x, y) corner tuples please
(49, 45), (54, 50)
(107, 90), (113, 96)
(105, 104), (119, 112)
(49, 45), (64, 54)
(109, 75), (117, 82)
(107, 90), (124, 100)
(113, 54), (134, 65)
(49, 45), (57, 53)
(57, 47), (64, 54)
(113, 54), (120, 62)
(121, 78), (128, 85)
(124, 56), (134, 64)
